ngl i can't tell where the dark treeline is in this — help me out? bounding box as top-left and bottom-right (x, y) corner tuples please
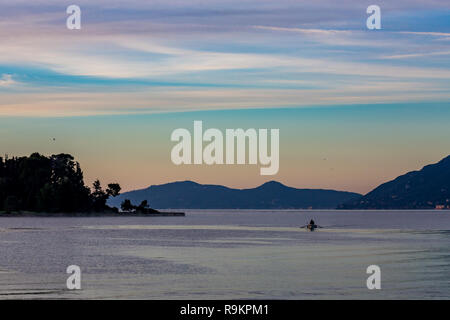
(120, 199), (158, 214)
(0, 153), (121, 213)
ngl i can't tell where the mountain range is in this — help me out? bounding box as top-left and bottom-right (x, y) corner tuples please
(108, 155), (450, 210)
(108, 181), (361, 209)
(339, 155), (450, 209)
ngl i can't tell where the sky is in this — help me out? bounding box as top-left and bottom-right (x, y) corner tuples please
(0, 0), (449, 194)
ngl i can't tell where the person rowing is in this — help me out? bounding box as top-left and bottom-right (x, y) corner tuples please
(300, 219), (323, 231)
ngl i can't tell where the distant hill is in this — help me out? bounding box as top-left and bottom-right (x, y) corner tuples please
(339, 155), (450, 209)
(108, 181), (361, 209)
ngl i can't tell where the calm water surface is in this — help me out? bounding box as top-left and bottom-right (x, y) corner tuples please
(0, 210), (449, 299)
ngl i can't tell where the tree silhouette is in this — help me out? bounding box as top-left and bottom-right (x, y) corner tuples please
(138, 200), (149, 209)
(0, 153), (122, 213)
(106, 183), (121, 197)
(121, 199), (134, 212)
(4, 195), (18, 213)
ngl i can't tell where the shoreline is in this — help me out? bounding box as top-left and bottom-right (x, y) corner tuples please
(0, 211), (185, 217)
(0, 209), (448, 217)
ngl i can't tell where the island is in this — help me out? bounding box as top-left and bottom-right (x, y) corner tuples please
(0, 153), (184, 217)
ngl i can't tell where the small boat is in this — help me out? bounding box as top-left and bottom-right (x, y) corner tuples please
(300, 224), (322, 231)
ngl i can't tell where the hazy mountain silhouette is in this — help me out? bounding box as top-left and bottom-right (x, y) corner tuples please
(108, 180), (361, 209)
(340, 155), (450, 209)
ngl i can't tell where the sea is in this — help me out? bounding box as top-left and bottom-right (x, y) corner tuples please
(0, 210), (449, 299)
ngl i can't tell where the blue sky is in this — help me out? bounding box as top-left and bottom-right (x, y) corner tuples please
(0, 1), (449, 192)
(0, 0), (449, 116)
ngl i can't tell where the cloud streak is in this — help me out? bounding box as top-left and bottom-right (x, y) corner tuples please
(382, 51), (450, 59)
(253, 26), (351, 35)
(0, 74), (17, 87)
(0, 0), (449, 116)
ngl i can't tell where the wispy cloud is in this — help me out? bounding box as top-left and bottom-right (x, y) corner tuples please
(382, 51), (450, 59)
(0, 74), (17, 87)
(253, 26), (351, 35)
(397, 31), (450, 37)
(0, 0), (449, 116)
